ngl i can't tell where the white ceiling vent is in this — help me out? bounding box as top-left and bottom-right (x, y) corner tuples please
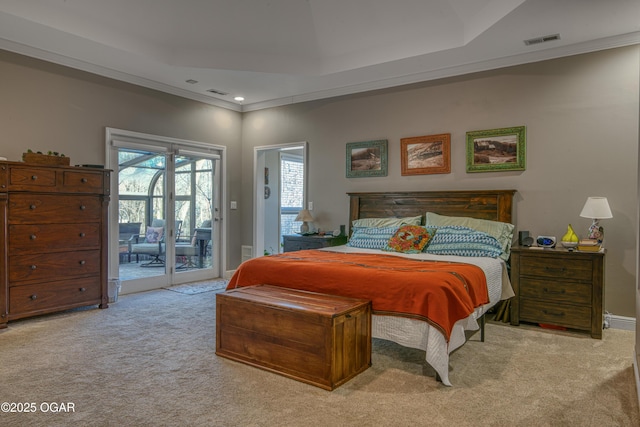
(524, 34), (560, 46)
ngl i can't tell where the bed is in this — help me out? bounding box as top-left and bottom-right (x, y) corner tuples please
(228, 189), (516, 386)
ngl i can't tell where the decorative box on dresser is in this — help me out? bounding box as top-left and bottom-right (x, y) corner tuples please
(509, 245), (605, 339)
(282, 234), (348, 252)
(0, 161), (110, 328)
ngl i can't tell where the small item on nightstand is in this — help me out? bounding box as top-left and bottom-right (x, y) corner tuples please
(536, 236), (556, 248)
(577, 239), (601, 252)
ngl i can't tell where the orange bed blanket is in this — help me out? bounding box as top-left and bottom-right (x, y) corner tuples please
(227, 250), (489, 341)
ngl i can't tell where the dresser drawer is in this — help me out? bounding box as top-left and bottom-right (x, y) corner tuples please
(282, 235), (347, 252)
(520, 299), (592, 330)
(8, 166), (57, 189)
(8, 194), (102, 224)
(283, 240), (316, 252)
(9, 277), (101, 316)
(9, 223), (101, 254)
(9, 250), (101, 283)
(519, 277), (591, 306)
(62, 170), (105, 193)
(519, 256), (592, 281)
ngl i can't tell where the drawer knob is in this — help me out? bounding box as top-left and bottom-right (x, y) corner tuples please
(542, 309), (565, 317)
(79, 287), (86, 292)
(79, 260), (86, 265)
(30, 294), (37, 300)
(544, 288), (566, 295)
(31, 175), (37, 180)
(29, 204), (36, 210)
(81, 178), (88, 183)
(30, 265), (37, 270)
(80, 205), (86, 210)
(30, 234), (37, 240)
(79, 232), (86, 237)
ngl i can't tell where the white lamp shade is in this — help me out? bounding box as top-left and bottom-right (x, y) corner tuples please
(579, 197), (612, 219)
(295, 209), (314, 222)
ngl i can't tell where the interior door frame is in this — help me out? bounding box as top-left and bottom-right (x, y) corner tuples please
(105, 127), (227, 294)
(253, 141), (308, 258)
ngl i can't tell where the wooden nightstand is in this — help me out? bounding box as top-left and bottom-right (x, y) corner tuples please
(509, 246), (605, 339)
(282, 234), (348, 252)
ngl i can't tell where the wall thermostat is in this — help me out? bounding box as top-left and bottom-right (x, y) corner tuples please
(536, 236), (556, 248)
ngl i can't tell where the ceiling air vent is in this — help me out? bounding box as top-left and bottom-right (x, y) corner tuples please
(185, 79), (198, 84)
(524, 33), (560, 46)
(206, 89), (229, 96)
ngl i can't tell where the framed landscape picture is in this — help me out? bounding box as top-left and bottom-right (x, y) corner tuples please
(401, 133), (451, 176)
(346, 139), (388, 178)
(466, 126), (526, 172)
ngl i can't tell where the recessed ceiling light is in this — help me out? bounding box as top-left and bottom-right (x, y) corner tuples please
(234, 96), (245, 102)
(185, 79), (198, 84)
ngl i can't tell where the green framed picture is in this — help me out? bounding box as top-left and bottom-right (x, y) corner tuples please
(466, 126), (526, 172)
(346, 139), (388, 178)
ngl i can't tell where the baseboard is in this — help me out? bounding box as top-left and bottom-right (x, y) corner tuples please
(608, 314), (636, 331)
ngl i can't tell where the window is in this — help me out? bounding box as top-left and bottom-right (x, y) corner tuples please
(280, 154), (304, 237)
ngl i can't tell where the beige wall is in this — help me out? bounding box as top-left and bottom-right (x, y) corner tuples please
(0, 50), (244, 269)
(1, 45), (638, 317)
(242, 46), (640, 317)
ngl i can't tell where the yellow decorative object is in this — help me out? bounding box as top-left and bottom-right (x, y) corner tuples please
(561, 224), (579, 247)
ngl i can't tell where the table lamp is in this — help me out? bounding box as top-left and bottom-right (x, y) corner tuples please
(295, 209), (314, 234)
(579, 197), (612, 243)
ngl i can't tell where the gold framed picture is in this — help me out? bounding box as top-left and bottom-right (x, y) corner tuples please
(400, 133), (451, 176)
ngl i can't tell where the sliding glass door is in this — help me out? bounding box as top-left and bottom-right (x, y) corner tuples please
(107, 129), (224, 293)
(174, 151), (220, 278)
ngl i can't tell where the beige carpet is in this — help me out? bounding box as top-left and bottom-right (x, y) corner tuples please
(0, 287), (638, 427)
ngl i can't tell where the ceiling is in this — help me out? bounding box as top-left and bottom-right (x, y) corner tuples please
(0, 0), (638, 112)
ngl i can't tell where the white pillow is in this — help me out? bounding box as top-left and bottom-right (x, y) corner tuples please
(352, 215), (422, 228)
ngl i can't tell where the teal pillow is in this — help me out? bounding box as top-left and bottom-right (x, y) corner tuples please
(425, 226), (502, 258)
(425, 212), (514, 260)
(347, 226), (399, 250)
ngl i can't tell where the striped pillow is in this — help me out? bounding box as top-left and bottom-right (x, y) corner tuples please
(347, 226), (399, 250)
(425, 226), (502, 258)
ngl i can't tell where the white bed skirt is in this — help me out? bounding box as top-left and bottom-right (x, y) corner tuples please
(372, 310), (481, 386)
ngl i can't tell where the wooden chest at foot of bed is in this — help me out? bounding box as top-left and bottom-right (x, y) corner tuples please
(216, 284), (372, 390)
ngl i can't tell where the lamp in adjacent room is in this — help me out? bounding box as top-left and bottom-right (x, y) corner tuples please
(579, 197), (612, 243)
(295, 209), (314, 234)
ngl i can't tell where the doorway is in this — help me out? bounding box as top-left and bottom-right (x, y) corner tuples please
(106, 128), (226, 294)
(254, 142), (307, 258)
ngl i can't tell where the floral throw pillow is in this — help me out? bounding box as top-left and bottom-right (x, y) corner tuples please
(384, 225), (435, 254)
(145, 226), (164, 243)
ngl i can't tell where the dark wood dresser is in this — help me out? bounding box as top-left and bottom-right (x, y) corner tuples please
(282, 234), (348, 252)
(0, 161), (110, 328)
(509, 245), (605, 338)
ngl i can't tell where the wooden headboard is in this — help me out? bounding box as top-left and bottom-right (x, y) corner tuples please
(348, 190), (516, 232)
